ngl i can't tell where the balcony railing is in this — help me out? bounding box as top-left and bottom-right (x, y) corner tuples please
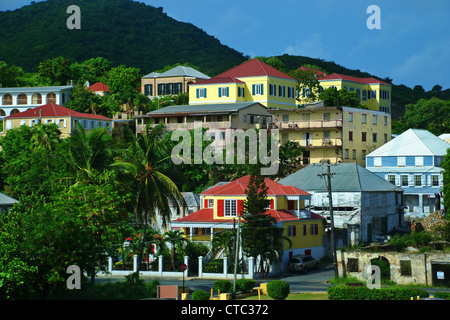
(277, 119), (343, 130)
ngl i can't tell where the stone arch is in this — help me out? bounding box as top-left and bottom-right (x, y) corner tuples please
(32, 93), (42, 105)
(370, 256), (391, 282)
(2, 94), (12, 105)
(17, 93), (28, 105)
(46, 92), (56, 104)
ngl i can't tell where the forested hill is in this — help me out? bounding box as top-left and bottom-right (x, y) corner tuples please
(0, 0), (247, 76)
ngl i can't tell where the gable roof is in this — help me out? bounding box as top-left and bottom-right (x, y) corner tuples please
(367, 129), (450, 157)
(140, 102), (270, 117)
(0, 192), (18, 206)
(279, 163), (403, 193)
(201, 175), (310, 196)
(142, 65), (210, 79)
(4, 103), (111, 120)
(319, 73), (391, 85)
(88, 82), (109, 92)
(214, 59), (295, 80)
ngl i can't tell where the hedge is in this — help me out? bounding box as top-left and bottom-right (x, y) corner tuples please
(267, 280), (290, 300)
(214, 280), (232, 293)
(327, 286), (429, 300)
(191, 289), (210, 300)
(237, 279), (256, 293)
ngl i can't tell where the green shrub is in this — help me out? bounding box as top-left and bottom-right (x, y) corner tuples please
(434, 291), (450, 300)
(237, 279), (256, 293)
(204, 259), (223, 273)
(214, 280), (232, 293)
(327, 286), (429, 300)
(191, 289), (210, 300)
(267, 280), (290, 300)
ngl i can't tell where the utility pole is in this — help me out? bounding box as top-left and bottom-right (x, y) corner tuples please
(318, 161), (338, 279)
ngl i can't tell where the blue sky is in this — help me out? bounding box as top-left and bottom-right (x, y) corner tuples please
(1, 0), (450, 90)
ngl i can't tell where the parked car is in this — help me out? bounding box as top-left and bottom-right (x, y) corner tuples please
(287, 255), (319, 273)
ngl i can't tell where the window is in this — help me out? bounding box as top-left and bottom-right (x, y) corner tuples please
(196, 88), (207, 98)
(374, 157), (382, 167)
(288, 87), (295, 98)
(362, 150), (366, 160)
(362, 90), (367, 101)
(349, 131), (353, 141)
(349, 113), (353, 122)
(310, 224), (319, 235)
(288, 225), (296, 237)
(372, 133), (377, 143)
(397, 157), (406, 167)
(352, 150), (356, 160)
(400, 260), (412, 276)
(384, 116), (388, 126)
(32, 93), (42, 105)
(384, 134), (388, 143)
(282, 114), (289, 122)
(362, 132), (367, 142)
(243, 115), (247, 123)
(252, 84), (263, 95)
(323, 113), (330, 121)
(269, 84), (276, 96)
(144, 84), (153, 96)
(303, 224), (307, 236)
(432, 175), (439, 186)
(278, 85), (286, 97)
(388, 175), (396, 185)
(324, 131), (330, 140)
(415, 157), (424, 166)
(218, 87), (229, 97)
(208, 199), (214, 208)
(2, 94), (12, 105)
(17, 93), (27, 105)
(238, 87), (245, 97)
(224, 199), (237, 216)
(415, 175), (422, 186)
(372, 115), (377, 125)
(46, 92), (56, 104)
(362, 114), (367, 124)
(344, 149), (349, 159)
(401, 175), (408, 186)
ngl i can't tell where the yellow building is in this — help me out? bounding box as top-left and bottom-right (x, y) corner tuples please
(189, 59), (297, 109)
(270, 101), (391, 167)
(2, 103), (113, 138)
(318, 73), (392, 113)
(170, 175), (325, 267)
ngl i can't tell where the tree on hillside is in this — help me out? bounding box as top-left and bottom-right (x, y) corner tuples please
(37, 57), (73, 86)
(289, 67), (321, 103)
(70, 57), (112, 85)
(319, 87), (361, 108)
(395, 97), (450, 136)
(0, 61), (26, 87)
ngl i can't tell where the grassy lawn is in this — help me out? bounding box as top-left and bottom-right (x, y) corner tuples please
(241, 292), (328, 300)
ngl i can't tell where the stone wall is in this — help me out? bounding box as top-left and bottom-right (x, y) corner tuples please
(337, 250), (450, 286)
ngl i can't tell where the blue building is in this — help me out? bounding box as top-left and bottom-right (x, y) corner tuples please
(366, 129), (449, 217)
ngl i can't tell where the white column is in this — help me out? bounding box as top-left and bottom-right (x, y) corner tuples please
(223, 255), (228, 276)
(158, 255), (163, 275)
(133, 254), (138, 272)
(198, 256), (203, 278)
(248, 257), (254, 279)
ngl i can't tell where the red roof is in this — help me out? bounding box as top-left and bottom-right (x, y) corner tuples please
(201, 175), (310, 196)
(4, 103), (111, 120)
(173, 208), (323, 224)
(194, 76), (246, 85)
(88, 82), (110, 92)
(214, 59), (295, 80)
(320, 73), (391, 85)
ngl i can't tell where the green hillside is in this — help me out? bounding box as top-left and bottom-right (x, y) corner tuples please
(0, 0), (247, 76)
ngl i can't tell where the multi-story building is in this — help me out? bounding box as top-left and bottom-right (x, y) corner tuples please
(189, 59), (297, 109)
(141, 65), (210, 97)
(0, 85), (73, 117)
(2, 102), (113, 138)
(269, 101), (391, 167)
(366, 129), (449, 217)
(170, 175), (325, 272)
(318, 73), (392, 113)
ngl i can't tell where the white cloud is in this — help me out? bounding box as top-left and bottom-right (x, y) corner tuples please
(283, 33), (326, 59)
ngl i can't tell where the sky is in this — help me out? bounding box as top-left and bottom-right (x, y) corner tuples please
(1, 0), (450, 90)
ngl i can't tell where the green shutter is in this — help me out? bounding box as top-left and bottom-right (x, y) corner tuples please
(196, 88), (199, 98)
(218, 87), (222, 97)
(252, 84), (255, 95)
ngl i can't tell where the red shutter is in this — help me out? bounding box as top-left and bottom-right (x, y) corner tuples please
(270, 199), (274, 209)
(204, 198), (208, 208)
(293, 226), (296, 236)
(237, 200), (244, 216)
(217, 199), (224, 217)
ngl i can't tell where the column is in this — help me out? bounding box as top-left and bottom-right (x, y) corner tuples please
(133, 254), (138, 272)
(248, 257), (254, 279)
(198, 256), (203, 278)
(223, 255), (228, 276)
(158, 255), (163, 275)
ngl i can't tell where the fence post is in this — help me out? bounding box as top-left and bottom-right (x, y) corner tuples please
(248, 257), (254, 279)
(133, 254), (138, 273)
(108, 256), (113, 273)
(184, 256), (189, 269)
(198, 256), (203, 278)
(158, 255), (163, 275)
(223, 255), (228, 276)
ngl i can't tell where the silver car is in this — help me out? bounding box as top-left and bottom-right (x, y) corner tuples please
(287, 255), (320, 273)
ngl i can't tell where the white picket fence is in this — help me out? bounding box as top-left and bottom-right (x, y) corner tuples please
(98, 255), (255, 279)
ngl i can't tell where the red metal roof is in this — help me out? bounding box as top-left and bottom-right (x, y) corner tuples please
(201, 175), (310, 196)
(320, 73), (391, 85)
(88, 82), (110, 92)
(4, 103), (111, 120)
(193, 76), (246, 85)
(214, 58), (295, 80)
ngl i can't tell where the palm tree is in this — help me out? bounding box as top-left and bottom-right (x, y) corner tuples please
(64, 122), (115, 185)
(112, 124), (186, 274)
(212, 230), (234, 258)
(163, 229), (189, 271)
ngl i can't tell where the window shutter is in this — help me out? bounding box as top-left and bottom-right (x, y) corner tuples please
(261, 84), (263, 95)
(237, 200), (244, 216)
(293, 226), (296, 236)
(270, 199), (274, 209)
(226, 87), (229, 97)
(217, 199), (224, 217)
(218, 88), (222, 97)
(204, 198), (208, 208)
(252, 84), (255, 95)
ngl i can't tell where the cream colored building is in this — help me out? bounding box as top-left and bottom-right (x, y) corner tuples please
(270, 101), (391, 167)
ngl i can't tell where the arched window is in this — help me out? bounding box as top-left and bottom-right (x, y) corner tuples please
(32, 93), (42, 105)
(10, 109), (20, 115)
(17, 93), (28, 105)
(0, 109), (6, 117)
(46, 92), (56, 104)
(2, 94), (12, 105)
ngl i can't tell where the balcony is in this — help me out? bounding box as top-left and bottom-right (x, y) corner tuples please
(302, 138), (343, 148)
(277, 119), (343, 130)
